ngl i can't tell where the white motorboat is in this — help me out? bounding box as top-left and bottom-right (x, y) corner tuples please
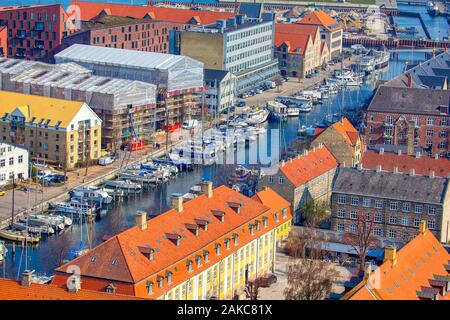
(53, 199), (97, 217)
(12, 222), (55, 235)
(287, 107), (300, 117)
(267, 101), (288, 120)
(104, 180), (142, 193)
(241, 107), (269, 125)
(19, 214), (67, 232)
(71, 186), (113, 205)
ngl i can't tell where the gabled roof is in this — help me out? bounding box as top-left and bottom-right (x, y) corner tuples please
(55, 186), (279, 284)
(73, 1), (235, 24)
(275, 23), (320, 43)
(299, 10), (343, 32)
(252, 187), (290, 213)
(0, 278), (142, 300)
(344, 227), (450, 300)
(333, 167), (448, 204)
(279, 144), (339, 187)
(361, 150), (450, 177)
(275, 33), (311, 55)
(0, 91), (87, 128)
(330, 117), (361, 147)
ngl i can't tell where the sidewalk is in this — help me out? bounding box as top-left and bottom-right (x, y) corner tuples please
(0, 130), (191, 227)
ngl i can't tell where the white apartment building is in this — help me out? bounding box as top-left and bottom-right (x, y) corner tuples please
(0, 142), (29, 186)
(204, 69), (237, 117)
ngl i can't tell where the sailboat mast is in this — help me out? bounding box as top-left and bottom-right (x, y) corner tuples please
(11, 176), (14, 226)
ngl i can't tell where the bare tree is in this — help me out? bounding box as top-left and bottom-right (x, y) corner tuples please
(274, 74), (283, 93)
(284, 231), (339, 300)
(344, 212), (377, 275)
(244, 280), (260, 300)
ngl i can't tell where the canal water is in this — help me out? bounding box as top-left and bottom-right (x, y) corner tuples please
(395, 3), (449, 40)
(0, 51), (430, 280)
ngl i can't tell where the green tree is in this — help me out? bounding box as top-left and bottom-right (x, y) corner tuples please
(301, 199), (329, 227)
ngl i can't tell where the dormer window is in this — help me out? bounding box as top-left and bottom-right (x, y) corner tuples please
(166, 271), (173, 285)
(138, 246), (155, 261)
(186, 259), (193, 272)
(224, 238), (231, 249)
(195, 219), (209, 231)
(105, 283), (116, 293)
(275, 212), (280, 222)
(215, 243), (221, 256)
(203, 250), (210, 263)
(185, 223), (200, 236)
(228, 201), (242, 214)
(195, 254), (202, 267)
(262, 216), (268, 228)
(249, 224), (255, 235)
(255, 220), (261, 231)
(212, 210), (225, 222)
(157, 275), (164, 288)
(165, 233), (181, 246)
(232, 233), (239, 245)
(146, 281), (153, 294)
(282, 208), (287, 219)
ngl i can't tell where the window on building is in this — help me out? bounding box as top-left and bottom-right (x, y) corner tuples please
(414, 204), (423, 214)
(375, 212), (383, 223)
(337, 195), (346, 204)
(401, 217), (409, 226)
(389, 216), (397, 224)
(426, 117), (434, 126)
(362, 198), (371, 208)
(389, 201), (398, 211)
(350, 211), (357, 220)
(402, 202), (410, 212)
(146, 281), (153, 294)
(374, 228), (382, 237)
(428, 206), (436, 215)
(337, 209), (345, 218)
(375, 200), (383, 209)
(337, 224), (345, 232)
(414, 218), (421, 227)
(427, 220), (435, 230)
(349, 224), (357, 233)
(350, 196), (359, 206)
(388, 229), (397, 239)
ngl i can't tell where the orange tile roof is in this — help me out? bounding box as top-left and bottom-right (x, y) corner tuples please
(279, 144), (339, 187)
(345, 227), (450, 300)
(54, 185), (291, 297)
(331, 117), (361, 147)
(72, 1), (235, 24)
(252, 187), (291, 212)
(362, 150), (450, 177)
(274, 33), (311, 55)
(299, 10), (343, 32)
(275, 23), (320, 43)
(0, 278), (142, 300)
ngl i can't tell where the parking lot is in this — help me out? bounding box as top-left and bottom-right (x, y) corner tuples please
(237, 56), (359, 108)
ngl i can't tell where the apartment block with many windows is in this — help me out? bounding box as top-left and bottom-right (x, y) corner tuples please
(331, 167), (450, 244)
(52, 183), (292, 299)
(0, 4), (75, 62)
(0, 91), (102, 169)
(0, 142), (28, 186)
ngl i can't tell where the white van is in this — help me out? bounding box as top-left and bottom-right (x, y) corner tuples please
(99, 156), (115, 166)
(182, 119), (199, 129)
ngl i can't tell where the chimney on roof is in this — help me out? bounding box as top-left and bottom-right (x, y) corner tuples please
(406, 72), (413, 88)
(21, 270), (33, 287)
(429, 170), (435, 178)
(376, 165), (382, 172)
(407, 121), (415, 156)
(384, 246), (397, 267)
(200, 181), (213, 198)
(419, 220), (427, 235)
(289, 157), (293, 163)
(410, 168), (415, 176)
(281, 160), (286, 167)
(318, 142), (324, 148)
(397, 149), (402, 156)
(135, 211), (147, 230)
(393, 166), (399, 174)
(303, 149), (309, 156)
(171, 193), (184, 213)
(364, 262), (372, 280)
(415, 151), (421, 159)
(67, 274), (81, 293)
(379, 147), (384, 155)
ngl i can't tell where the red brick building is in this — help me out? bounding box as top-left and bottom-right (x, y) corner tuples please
(61, 16), (186, 54)
(0, 4), (75, 62)
(365, 86), (450, 158)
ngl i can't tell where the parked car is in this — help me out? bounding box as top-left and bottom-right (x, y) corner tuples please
(36, 170), (52, 180)
(99, 156), (115, 166)
(255, 88), (263, 94)
(236, 101), (246, 107)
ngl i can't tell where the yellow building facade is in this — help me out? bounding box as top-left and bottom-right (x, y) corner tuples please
(0, 91), (102, 169)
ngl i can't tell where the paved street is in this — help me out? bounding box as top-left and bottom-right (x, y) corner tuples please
(240, 55), (359, 107)
(257, 251), (355, 300)
(0, 131), (193, 226)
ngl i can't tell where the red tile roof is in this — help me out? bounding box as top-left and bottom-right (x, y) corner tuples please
(345, 227), (450, 300)
(275, 23), (320, 43)
(331, 118), (361, 147)
(72, 1), (235, 24)
(299, 10), (343, 32)
(0, 278), (142, 300)
(362, 150), (450, 177)
(54, 185), (292, 297)
(274, 33), (311, 55)
(279, 144), (339, 187)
